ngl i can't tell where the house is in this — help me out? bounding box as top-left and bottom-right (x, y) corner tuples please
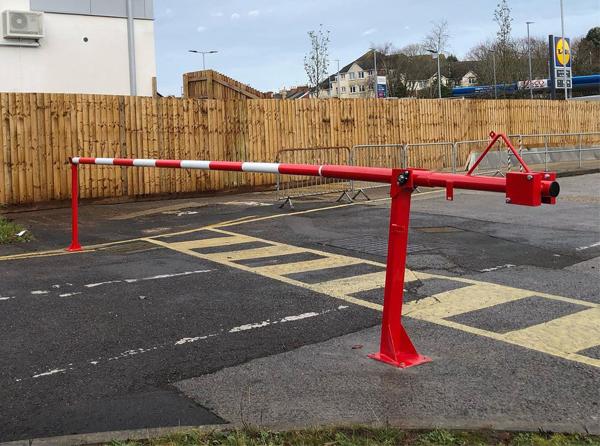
(275, 85), (311, 99)
(0, 0), (156, 96)
(320, 50), (480, 98)
(319, 50), (383, 99)
(459, 70), (478, 87)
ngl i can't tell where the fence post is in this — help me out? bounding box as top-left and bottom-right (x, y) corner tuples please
(369, 168), (430, 368)
(544, 135), (549, 172)
(67, 162), (82, 252)
(452, 143), (457, 174)
(578, 133), (582, 169)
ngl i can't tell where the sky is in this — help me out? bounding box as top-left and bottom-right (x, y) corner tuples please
(154, 0), (600, 96)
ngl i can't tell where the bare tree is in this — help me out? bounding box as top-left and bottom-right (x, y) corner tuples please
(494, 0), (513, 48)
(304, 25), (330, 97)
(423, 20), (450, 54)
(399, 43), (426, 57)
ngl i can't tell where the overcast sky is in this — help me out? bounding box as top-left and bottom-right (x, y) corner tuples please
(154, 0), (600, 96)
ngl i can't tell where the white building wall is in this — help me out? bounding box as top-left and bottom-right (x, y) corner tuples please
(0, 0), (156, 95)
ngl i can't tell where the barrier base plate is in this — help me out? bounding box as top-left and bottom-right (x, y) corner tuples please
(368, 352), (431, 369)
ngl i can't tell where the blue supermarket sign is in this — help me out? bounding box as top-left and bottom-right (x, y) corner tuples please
(377, 76), (387, 98)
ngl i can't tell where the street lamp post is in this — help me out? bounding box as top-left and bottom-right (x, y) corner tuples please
(490, 49), (498, 99)
(373, 49), (378, 98)
(333, 59), (341, 98)
(189, 50), (218, 70)
(526, 21), (535, 99)
(560, 0), (568, 100)
(426, 49), (442, 99)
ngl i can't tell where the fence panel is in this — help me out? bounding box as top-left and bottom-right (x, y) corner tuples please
(275, 146), (351, 207)
(349, 144), (405, 197)
(1, 94), (600, 205)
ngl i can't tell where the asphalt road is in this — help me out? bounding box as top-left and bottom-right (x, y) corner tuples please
(0, 173), (598, 441)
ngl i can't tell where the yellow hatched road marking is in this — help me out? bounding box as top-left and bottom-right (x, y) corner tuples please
(405, 284), (533, 319)
(317, 272), (388, 296)
(144, 228), (600, 369)
(207, 244), (307, 262)
(171, 235), (259, 250)
(254, 256), (364, 276)
(503, 308), (600, 357)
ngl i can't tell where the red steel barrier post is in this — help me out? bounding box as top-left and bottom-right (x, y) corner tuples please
(67, 161), (82, 252)
(368, 169), (430, 368)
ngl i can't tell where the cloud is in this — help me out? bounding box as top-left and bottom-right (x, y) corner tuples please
(197, 26), (207, 32)
(231, 12), (241, 20)
(248, 10), (260, 17)
(362, 28), (377, 36)
(210, 12), (224, 17)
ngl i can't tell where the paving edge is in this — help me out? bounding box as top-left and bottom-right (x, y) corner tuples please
(2, 419), (599, 446)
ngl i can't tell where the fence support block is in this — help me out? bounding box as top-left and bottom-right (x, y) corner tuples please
(67, 162), (82, 252)
(369, 169), (430, 368)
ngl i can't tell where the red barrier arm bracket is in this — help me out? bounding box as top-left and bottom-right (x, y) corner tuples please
(467, 131), (531, 176)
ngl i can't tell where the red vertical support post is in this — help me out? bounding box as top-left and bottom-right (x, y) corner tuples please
(67, 162), (82, 252)
(369, 169), (430, 368)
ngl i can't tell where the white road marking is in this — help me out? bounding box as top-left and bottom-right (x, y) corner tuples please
(0, 296), (15, 301)
(124, 270), (212, 283)
(59, 292), (83, 298)
(175, 335), (213, 345)
(479, 264), (516, 273)
(576, 242), (600, 251)
(280, 312), (320, 322)
(31, 290), (49, 295)
(85, 280), (122, 288)
(19, 307), (348, 382)
(32, 368), (68, 379)
(230, 321), (271, 333)
(85, 270), (213, 288)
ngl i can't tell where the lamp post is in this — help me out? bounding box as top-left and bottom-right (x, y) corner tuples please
(333, 59), (341, 98)
(526, 21), (535, 99)
(490, 49), (498, 99)
(373, 49), (378, 98)
(427, 49), (442, 99)
(126, 0), (137, 96)
(189, 50), (218, 70)
(560, 0), (568, 100)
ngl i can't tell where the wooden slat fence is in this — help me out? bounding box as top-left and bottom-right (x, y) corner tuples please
(1, 93), (599, 205)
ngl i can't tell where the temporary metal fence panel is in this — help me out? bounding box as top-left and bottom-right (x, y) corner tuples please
(275, 146), (352, 207)
(404, 142), (455, 172)
(516, 132), (600, 171)
(349, 144), (405, 198)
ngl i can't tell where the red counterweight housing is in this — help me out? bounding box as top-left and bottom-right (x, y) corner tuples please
(506, 171), (560, 206)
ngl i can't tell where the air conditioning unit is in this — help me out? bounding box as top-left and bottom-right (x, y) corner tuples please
(2, 10), (44, 40)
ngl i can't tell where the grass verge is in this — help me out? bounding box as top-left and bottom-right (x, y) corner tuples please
(0, 217), (31, 244)
(108, 427), (600, 446)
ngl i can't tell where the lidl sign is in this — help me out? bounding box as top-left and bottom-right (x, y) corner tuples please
(553, 37), (571, 68)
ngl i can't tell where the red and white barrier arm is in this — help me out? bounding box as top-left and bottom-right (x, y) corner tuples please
(70, 157), (560, 201)
(70, 158), (393, 184)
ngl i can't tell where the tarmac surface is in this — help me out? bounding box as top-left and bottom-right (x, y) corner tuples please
(0, 173), (599, 442)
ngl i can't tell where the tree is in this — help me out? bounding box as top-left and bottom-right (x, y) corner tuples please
(494, 0), (512, 48)
(423, 20), (450, 54)
(573, 27), (600, 75)
(304, 25), (330, 97)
